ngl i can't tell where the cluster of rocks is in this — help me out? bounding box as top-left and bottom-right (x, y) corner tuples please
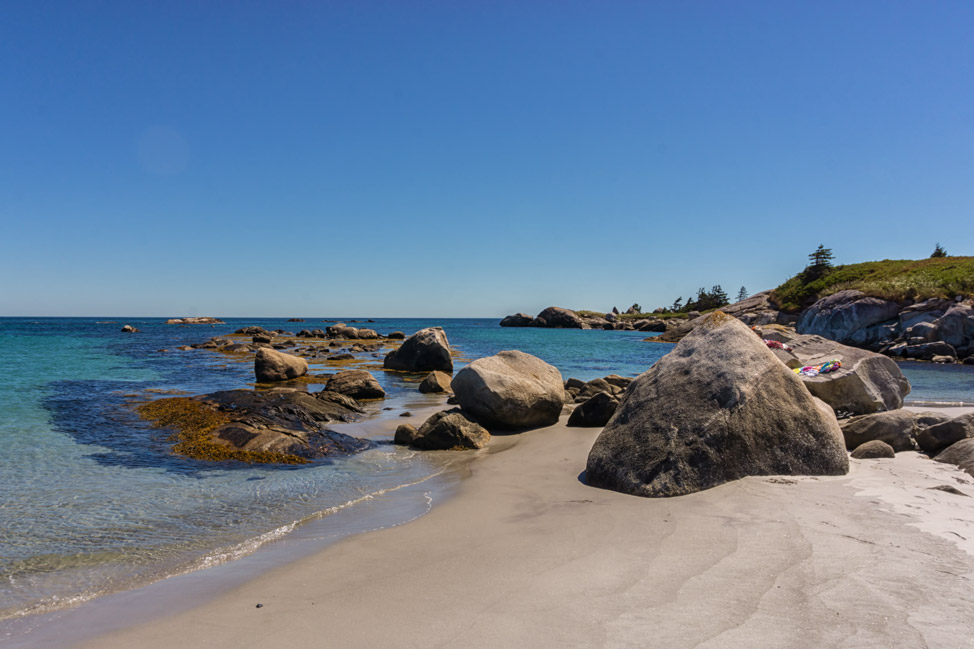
(145, 389), (375, 461)
(501, 306), (671, 332)
(836, 407), (974, 475)
(395, 349), (567, 451)
(796, 290), (974, 363)
(166, 317), (224, 325)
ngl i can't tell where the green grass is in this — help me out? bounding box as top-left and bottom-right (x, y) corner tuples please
(771, 257), (974, 312)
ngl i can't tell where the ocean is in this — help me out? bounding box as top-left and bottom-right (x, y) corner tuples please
(1, 316), (972, 628)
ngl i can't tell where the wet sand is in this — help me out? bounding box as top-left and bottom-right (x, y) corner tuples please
(70, 411), (974, 649)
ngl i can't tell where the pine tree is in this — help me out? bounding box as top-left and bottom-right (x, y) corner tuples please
(803, 244), (835, 282)
(808, 244), (834, 269)
(736, 286), (748, 302)
(931, 243), (948, 258)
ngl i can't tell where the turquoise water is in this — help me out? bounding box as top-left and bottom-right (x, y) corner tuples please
(0, 317), (970, 623)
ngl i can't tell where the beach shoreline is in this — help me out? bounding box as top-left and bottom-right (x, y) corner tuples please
(31, 407), (974, 649)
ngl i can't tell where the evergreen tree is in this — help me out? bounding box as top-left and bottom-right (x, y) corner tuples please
(931, 243), (948, 258)
(736, 286), (748, 302)
(671, 297), (683, 312)
(803, 244), (835, 281)
(808, 244), (834, 268)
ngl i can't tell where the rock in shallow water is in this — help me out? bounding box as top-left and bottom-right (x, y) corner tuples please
(586, 311), (849, 498)
(324, 370), (385, 400)
(383, 327), (453, 372)
(255, 348), (308, 382)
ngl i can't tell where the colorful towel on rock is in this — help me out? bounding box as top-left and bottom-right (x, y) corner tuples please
(764, 339), (793, 352)
(794, 360), (842, 377)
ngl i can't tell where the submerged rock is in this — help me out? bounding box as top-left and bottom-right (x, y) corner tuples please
(586, 312), (849, 498)
(451, 350), (564, 429)
(255, 348), (308, 382)
(383, 327), (453, 372)
(139, 389), (372, 463)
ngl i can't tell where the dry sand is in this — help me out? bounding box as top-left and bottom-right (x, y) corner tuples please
(62, 409), (974, 649)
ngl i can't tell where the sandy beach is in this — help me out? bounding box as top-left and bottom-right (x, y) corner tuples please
(55, 407), (974, 649)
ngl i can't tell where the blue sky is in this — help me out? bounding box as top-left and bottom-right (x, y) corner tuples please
(2, 1), (972, 317)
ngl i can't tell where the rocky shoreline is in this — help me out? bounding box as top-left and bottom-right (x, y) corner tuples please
(500, 289), (974, 365)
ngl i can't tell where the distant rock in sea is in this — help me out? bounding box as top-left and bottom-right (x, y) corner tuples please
(166, 317), (224, 324)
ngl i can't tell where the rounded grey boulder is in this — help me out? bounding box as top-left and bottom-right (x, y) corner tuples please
(254, 348), (308, 382)
(586, 312), (849, 498)
(451, 350), (564, 429)
(851, 440), (896, 459)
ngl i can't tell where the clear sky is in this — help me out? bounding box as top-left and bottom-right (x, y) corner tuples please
(2, 1), (972, 317)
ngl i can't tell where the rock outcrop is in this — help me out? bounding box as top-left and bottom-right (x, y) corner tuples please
(394, 409), (490, 450)
(166, 317), (224, 324)
(500, 313), (534, 327)
(121, 324), (139, 333)
(255, 348), (309, 382)
(532, 306), (585, 329)
(451, 350), (564, 429)
(585, 312), (849, 498)
(139, 389), (372, 463)
(383, 328), (453, 372)
(324, 370), (385, 400)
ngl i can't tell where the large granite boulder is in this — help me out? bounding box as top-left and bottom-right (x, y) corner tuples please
(585, 311), (849, 498)
(935, 438), (974, 477)
(786, 334), (910, 415)
(500, 313), (534, 327)
(451, 350), (564, 429)
(797, 290), (901, 346)
(917, 413), (974, 455)
(255, 348), (309, 382)
(395, 409), (490, 450)
(839, 410), (918, 452)
(383, 327), (453, 372)
(532, 306), (585, 329)
(325, 370), (385, 400)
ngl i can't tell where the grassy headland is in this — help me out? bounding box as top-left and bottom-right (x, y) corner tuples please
(771, 257), (974, 312)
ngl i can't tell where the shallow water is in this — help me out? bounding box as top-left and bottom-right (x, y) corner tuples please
(0, 316), (970, 623)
